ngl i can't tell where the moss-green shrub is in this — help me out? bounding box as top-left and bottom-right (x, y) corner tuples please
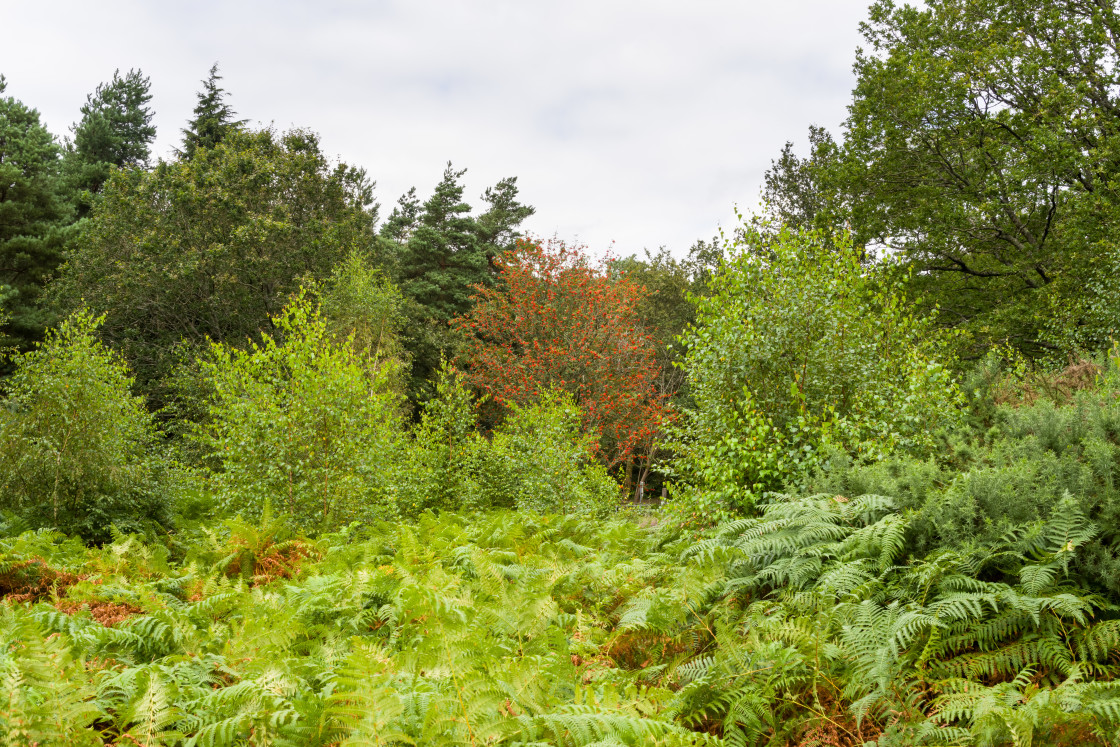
(476, 389), (621, 516)
(197, 293), (407, 532)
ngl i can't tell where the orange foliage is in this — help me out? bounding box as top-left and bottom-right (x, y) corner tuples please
(454, 238), (671, 469)
(0, 558), (83, 604)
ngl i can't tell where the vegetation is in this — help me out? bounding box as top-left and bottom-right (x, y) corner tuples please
(455, 238), (670, 475)
(7, 366), (1120, 744)
(0, 311), (168, 542)
(0, 75), (71, 349)
(49, 127), (380, 398)
(196, 293), (407, 531)
(64, 68), (156, 209)
(6, 2), (1120, 742)
(670, 224), (961, 525)
(765, 0), (1120, 358)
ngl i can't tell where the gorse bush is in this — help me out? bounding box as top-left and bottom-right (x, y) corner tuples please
(197, 293), (407, 531)
(671, 223), (962, 523)
(0, 311), (168, 542)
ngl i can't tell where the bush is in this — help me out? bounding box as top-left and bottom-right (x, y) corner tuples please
(197, 292), (407, 531)
(808, 344), (1120, 598)
(398, 361), (486, 515)
(670, 223), (962, 523)
(0, 311), (168, 541)
(477, 389), (620, 516)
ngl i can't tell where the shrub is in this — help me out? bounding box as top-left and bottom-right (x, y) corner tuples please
(671, 223), (962, 522)
(477, 389), (620, 516)
(0, 311), (168, 541)
(398, 361), (486, 515)
(809, 344), (1120, 598)
(197, 292), (407, 531)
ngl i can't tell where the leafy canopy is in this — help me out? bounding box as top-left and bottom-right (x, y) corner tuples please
(50, 127), (380, 397)
(457, 238), (670, 470)
(813, 0), (1120, 357)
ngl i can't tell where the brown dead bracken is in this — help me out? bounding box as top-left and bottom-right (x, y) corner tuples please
(54, 599), (144, 627)
(0, 558), (83, 604)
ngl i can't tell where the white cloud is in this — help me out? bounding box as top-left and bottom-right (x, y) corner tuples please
(1, 0), (870, 254)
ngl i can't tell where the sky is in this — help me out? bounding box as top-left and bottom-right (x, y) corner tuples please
(0, 0), (872, 256)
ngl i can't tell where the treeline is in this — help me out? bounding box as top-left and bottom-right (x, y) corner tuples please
(1, 61), (714, 519)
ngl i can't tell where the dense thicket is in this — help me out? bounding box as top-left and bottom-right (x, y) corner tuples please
(49, 128), (380, 397)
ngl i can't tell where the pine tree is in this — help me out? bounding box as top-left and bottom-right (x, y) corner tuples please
(179, 63), (245, 159)
(65, 68), (156, 204)
(0, 76), (71, 350)
(385, 165), (533, 403)
(398, 163), (483, 324)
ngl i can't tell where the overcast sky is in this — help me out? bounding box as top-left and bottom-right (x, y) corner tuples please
(1, 0), (871, 255)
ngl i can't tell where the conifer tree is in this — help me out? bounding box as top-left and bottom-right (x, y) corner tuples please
(0, 76), (71, 350)
(179, 63), (245, 159)
(385, 165), (534, 402)
(65, 68), (156, 206)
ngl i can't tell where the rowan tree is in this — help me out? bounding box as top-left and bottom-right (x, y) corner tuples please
(454, 238), (669, 478)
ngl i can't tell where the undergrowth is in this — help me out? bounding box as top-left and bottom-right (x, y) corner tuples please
(4, 497), (1120, 745)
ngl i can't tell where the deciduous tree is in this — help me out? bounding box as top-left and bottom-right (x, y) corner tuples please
(673, 223), (961, 521)
(455, 238), (669, 473)
(50, 128), (380, 396)
(833, 0), (1120, 356)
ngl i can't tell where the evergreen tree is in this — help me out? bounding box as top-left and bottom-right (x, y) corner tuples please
(385, 164), (534, 403)
(397, 163), (483, 324)
(179, 63), (244, 159)
(0, 76), (71, 350)
(65, 68), (156, 207)
(380, 187), (421, 245)
(475, 176), (536, 253)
